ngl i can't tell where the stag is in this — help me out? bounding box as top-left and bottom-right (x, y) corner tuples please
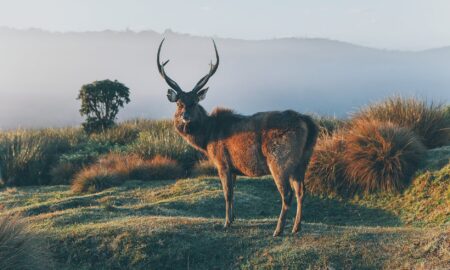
(156, 39), (318, 236)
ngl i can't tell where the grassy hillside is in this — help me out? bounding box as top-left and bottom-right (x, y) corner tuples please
(0, 97), (448, 269)
(0, 147), (448, 269)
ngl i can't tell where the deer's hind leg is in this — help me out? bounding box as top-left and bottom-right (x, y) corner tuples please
(218, 169), (235, 228)
(270, 168), (293, 237)
(290, 160), (309, 234)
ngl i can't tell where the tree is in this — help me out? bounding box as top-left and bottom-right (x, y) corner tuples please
(77, 79), (130, 133)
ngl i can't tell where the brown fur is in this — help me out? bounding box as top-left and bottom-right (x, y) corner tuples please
(173, 96), (318, 236)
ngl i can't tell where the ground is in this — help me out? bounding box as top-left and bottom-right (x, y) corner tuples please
(1, 172), (449, 269)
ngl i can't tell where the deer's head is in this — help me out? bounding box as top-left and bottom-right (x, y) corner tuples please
(157, 39), (219, 131)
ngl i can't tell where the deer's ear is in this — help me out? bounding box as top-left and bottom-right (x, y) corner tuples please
(197, 88), (209, 101)
(167, 89), (178, 102)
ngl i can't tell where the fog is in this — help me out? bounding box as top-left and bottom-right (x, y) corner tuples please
(0, 28), (449, 129)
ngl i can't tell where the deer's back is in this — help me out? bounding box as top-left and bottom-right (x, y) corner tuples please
(206, 109), (314, 177)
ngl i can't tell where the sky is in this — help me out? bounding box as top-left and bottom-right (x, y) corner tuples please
(0, 0), (449, 50)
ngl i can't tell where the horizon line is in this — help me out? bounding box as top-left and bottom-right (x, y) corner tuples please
(1, 26), (447, 53)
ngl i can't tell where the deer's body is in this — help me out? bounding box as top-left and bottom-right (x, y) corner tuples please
(157, 39), (318, 236)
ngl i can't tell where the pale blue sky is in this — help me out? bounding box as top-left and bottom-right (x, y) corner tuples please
(1, 0), (449, 50)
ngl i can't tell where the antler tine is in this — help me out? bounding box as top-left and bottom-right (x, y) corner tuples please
(191, 39), (220, 93)
(157, 39), (183, 93)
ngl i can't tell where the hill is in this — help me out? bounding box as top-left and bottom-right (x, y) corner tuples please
(0, 147), (448, 269)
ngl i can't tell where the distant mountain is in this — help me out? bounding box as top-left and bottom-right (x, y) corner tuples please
(0, 28), (449, 129)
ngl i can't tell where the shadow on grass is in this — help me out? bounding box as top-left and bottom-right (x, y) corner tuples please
(134, 177), (402, 227)
(51, 217), (400, 270)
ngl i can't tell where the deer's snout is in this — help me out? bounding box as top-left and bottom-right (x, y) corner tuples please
(182, 112), (191, 123)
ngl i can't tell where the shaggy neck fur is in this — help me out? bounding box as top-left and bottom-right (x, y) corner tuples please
(174, 105), (212, 153)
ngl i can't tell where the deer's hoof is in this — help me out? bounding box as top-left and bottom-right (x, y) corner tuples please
(223, 222), (231, 229)
(273, 230), (282, 237)
(291, 227), (301, 235)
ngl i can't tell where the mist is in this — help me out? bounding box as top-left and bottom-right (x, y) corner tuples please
(0, 28), (449, 129)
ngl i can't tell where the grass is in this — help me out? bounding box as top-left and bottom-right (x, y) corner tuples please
(0, 214), (54, 270)
(353, 96), (450, 148)
(0, 119), (197, 186)
(305, 131), (349, 196)
(344, 119), (426, 193)
(71, 153), (184, 193)
(0, 146), (448, 269)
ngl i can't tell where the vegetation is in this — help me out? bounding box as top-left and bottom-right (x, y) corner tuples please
(1, 96), (448, 197)
(0, 214), (54, 270)
(0, 129), (75, 186)
(353, 96), (450, 148)
(191, 159), (218, 177)
(0, 119), (196, 187)
(72, 153), (183, 193)
(305, 131), (348, 196)
(78, 79), (130, 133)
(0, 147), (448, 269)
(344, 119), (426, 193)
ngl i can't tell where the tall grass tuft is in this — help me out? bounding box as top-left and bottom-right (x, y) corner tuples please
(0, 214), (54, 270)
(312, 115), (347, 135)
(0, 129), (74, 186)
(352, 96), (450, 148)
(343, 119), (426, 193)
(72, 153), (184, 193)
(130, 120), (201, 169)
(191, 159), (218, 177)
(305, 131), (350, 196)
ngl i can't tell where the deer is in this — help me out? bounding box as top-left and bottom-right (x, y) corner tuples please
(156, 39), (319, 237)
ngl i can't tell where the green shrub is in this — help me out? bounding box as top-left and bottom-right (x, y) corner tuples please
(343, 119), (426, 193)
(130, 120), (201, 169)
(0, 130), (72, 186)
(0, 214), (54, 270)
(353, 96), (450, 148)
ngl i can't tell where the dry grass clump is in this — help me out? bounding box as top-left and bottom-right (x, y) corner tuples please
(72, 153), (184, 193)
(129, 155), (184, 180)
(0, 214), (54, 270)
(191, 159), (218, 177)
(343, 119), (426, 193)
(312, 115), (347, 135)
(353, 96), (450, 148)
(305, 131), (350, 196)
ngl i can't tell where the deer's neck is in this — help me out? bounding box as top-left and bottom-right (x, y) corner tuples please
(174, 106), (211, 154)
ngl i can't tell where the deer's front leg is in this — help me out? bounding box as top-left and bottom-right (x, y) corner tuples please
(219, 170), (234, 228)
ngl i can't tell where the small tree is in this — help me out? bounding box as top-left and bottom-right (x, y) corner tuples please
(78, 79), (130, 133)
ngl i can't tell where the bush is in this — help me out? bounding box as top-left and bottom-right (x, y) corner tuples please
(89, 124), (140, 146)
(50, 162), (81, 185)
(129, 155), (184, 180)
(72, 153), (184, 193)
(305, 131), (350, 196)
(72, 167), (122, 193)
(0, 130), (72, 186)
(343, 119), (426, 193)
(191, 159), (218, 177)
(130, 120), (201, 169)
(353, 96), (450, 148)
(0, 214), (54, 270)
(312, 115), (347, 135)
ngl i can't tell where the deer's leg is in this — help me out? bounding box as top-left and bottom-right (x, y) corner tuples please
(290, 161), (308, 234)
(272, 173), (293, 237)
(291, 180), (305, 234)
(219, 169), (234, 228)
(231, 174), (236, 222)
